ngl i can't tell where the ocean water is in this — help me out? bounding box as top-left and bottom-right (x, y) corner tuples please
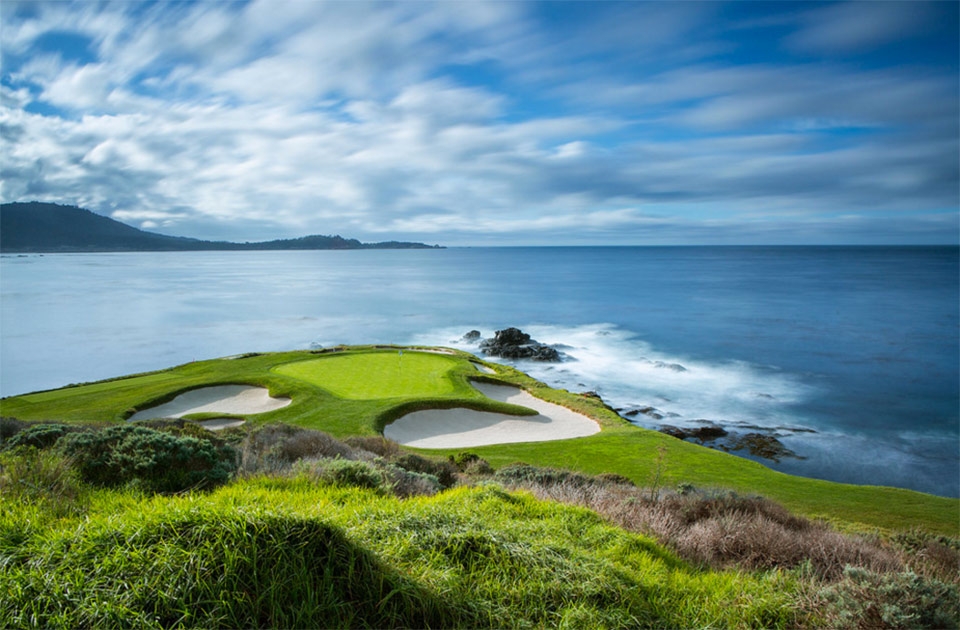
(2, 247), (957, 497)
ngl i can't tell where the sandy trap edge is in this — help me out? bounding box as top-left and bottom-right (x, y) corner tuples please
(127, 385), (291, 424)
(384, 382), (600, 448)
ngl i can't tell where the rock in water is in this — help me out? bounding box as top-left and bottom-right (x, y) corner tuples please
(461, 330), (482, 342)
(479, 327), (561, 362)
(658, 424), (728, 442)
(728, 433), (804, 463)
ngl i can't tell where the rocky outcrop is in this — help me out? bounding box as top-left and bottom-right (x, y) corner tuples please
(724, 433), (805, 463)
(625, 406), (664, 420)
(659, 423), (805, 463)
(659, 424), (729, 442)
(477, 328), (561, 362)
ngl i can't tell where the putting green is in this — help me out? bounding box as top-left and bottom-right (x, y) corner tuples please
(274, 351), (460, 400)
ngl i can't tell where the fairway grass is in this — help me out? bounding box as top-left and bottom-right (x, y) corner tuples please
(1, 346), (956, 535)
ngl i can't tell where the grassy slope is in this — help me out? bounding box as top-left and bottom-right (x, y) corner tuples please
(1, 348), (956, 535)
(0, 477), (802, 629)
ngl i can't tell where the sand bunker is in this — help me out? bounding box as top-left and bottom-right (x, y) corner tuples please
(128, 385), (291, 422)
(384, 382), (600, 448)
(195, 418), (248, 431)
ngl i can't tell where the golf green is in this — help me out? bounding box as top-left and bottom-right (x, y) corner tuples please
(274, 351), (461, 400)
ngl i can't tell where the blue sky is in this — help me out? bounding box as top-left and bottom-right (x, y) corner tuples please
(1, 1), (957, 245)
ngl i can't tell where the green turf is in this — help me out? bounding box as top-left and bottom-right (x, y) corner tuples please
(275, 351), (460, 399)
(1, 347), (956, 535)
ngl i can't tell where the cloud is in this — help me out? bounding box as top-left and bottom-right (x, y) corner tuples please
(0, 1), (956, 245)
(787, 1), (933, 54)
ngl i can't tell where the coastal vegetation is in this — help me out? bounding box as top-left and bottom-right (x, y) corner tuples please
(1, 346), (958, 627)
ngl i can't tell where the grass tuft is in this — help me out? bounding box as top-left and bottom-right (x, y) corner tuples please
(499, 464), (903, 580)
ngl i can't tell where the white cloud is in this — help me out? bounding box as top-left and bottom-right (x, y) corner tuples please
(1, 1), (956, 245)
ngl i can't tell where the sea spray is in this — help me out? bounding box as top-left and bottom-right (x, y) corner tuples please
(415, 323), (817, 434)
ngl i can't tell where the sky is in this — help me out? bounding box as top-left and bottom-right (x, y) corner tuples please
(1, 1), (958, 246)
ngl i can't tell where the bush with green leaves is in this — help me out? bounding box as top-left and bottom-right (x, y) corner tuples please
(382, 463), (443, 497)
(58, 424), (236, 493)
(294, 458), (388, 491)
(392, 453), (458, 488)
(494, 463), (594, 487)
(1, 423), (78, 451)
(344, 435), (401, 459)
(819, 566), (960, 629)
(239, 424), (356, 474)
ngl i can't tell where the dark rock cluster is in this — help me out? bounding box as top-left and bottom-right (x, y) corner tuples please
(658, 423), (805, 463)
(659, 424), (729, 442)
(722, 433), (805, 463)
(474, 327), (561, 362)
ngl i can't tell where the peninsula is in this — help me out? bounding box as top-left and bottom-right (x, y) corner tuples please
(1, 346), (957, 628)
(0, 202), (442, 252)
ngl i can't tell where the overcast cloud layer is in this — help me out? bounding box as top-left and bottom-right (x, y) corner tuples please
(2, 1), (957, 245)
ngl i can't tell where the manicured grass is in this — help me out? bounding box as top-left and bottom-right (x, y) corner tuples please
(1, 347), (956, 535)
(0, 476), (804, 629)
(274, 351), (461, 399)
(0, 348), (523, 437)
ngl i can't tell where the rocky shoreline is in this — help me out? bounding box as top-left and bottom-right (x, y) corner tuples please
(460, 327), (811, 464)
(622, 404), (811, 463)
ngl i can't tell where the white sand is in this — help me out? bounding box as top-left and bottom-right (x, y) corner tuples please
(128, 385), (291, 421)
(384, 382), (600, 448)
(196, 418), (247, 431)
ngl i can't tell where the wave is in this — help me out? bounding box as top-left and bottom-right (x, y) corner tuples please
(411, 323), (817, 433)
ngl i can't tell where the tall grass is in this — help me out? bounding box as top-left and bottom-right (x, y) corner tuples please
(1, 419), (956, 628)
(496, 465), (903, 580)
(1, 476), (806, 629)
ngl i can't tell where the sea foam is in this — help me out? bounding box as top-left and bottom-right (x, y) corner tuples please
(414, 323), (816, 433)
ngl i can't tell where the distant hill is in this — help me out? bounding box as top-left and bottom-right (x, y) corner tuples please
(0, 202), (442, 252)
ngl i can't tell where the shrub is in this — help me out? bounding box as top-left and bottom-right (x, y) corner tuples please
(892, 531), (960, 583)
(344, 435), (401, 459)
(382, 464), (443, 497)
(818, 566), (960, 629)
(295, 458), (388, 491)
(240, 424), (355, 474)
(448, 452), (493, 475)
(461, 458), (493, 476)
(392, 453), (458, 488)
(0, 417), (32, 443)
(1, 423), (78, 450)
(449, 451), (485, 471)
(134, 417), (221, 440)
(494, 463), (593, 488)
(59, 424), (236, 493)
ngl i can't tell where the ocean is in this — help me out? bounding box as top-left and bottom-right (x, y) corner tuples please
(2, 246), (957, 497)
